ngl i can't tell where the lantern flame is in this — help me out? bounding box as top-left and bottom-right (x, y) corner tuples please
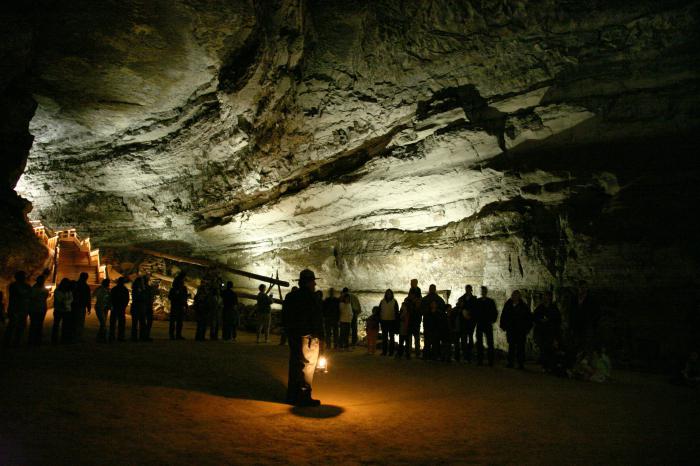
(317, 356), (328, 373)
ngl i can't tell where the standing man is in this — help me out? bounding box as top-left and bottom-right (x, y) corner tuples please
(72, 272), (91, 342)
(569, 281), (600, 352)
(4, 271), (36, 348)
(130, 275), (147, 342)
(193, 281), (209, 341)
(500, 290), (533, 369)
(407, 288), (423, 357)
(92, 278), (111, 343)
(208, 278), (223, 340)
(533, 290), (562, 370)
(342, 288), (362, 346)
(256, 283), (273, 343)
(141, 275), (155, 342)
(456, 285), (478, 362)
(28, 274), (49, 346)
(322, 288), (340, 349)
(109, 277), (129, 342)
(475, 286), (498, 366)
(283, 269), (324, 407)
(409, 278), (422, 298)
(168, 273), (188, 340)
(221, 281), (239, 341)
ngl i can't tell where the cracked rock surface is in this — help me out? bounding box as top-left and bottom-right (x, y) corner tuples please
(4, 0), (700, 360)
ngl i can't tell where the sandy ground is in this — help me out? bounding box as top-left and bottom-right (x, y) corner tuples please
(1, 313), (698, 466)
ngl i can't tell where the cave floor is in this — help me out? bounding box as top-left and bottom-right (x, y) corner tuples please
(1, 314), (698, 465)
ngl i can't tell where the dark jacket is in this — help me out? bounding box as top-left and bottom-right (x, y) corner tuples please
(283, 287), (324, 338)
(457, 293), (478, 329)
(8, 281), (32, 316)
(221, 289), (238, 312)
(500, 299), (533, 336)
(420, 292), (446, 316)
(322, 297), (340, 324)
(475, 297), (498, 327)
(533, 303), (561, 341)
(168, 284), (189, 310)
(110, 284), (130, 310)
(407, 295), (422, 331)
(71, 279), (91, 313)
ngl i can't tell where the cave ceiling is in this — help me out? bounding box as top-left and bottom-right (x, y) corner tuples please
(14, 0), (700, 273)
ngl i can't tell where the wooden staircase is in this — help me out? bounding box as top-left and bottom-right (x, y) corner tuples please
(54, 229), (102, 288)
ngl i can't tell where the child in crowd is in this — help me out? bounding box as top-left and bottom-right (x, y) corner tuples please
(365, 307), (380, 355)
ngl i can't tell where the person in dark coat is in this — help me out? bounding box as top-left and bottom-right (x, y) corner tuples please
(3, 271), (32, 347)
(420, 284), (445, 359)
(279, 286), (298, 346)
(129, 275), (150, 342)
(52, 278), (73, 344)
(141, 275), (155, 342)
(284, 269), (324, 407)
(322, 288), (340, 349)
(193, 282), (209, 341)
(28, 274), (49, 346)
(533, 290), (562, 370)
(569, 281), (601, 352)
(409, 278), (422, 299)
(407, 289), (423, 357)
(221, 281), (239, 341)
(423, 300), (445, 360)
(168, 273), (188, 340)
(500, 290), (533, 369)
(455, 285), (478, 362)
(475, 286), (498, 366)
(109, 277), (129, 342)
(71, 272), (91, 342)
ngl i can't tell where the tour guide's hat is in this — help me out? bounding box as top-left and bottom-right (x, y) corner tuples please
(297, 269), (318, 283)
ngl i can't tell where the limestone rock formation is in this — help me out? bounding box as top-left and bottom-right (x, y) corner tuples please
(3, 0), (700, 362)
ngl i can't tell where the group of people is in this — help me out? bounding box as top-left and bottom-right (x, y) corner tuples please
(357, 279), (611, 381)
(363, 281), (501, 365)
(0, 269), (248, 346)
(317, 287), (362, 351)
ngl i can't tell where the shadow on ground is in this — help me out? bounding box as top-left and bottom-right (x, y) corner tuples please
(290, 405), (344, 418)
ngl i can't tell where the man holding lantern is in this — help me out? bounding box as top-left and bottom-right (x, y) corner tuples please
(283, 269), (325, 407)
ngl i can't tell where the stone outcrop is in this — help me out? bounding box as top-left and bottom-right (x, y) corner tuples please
(3, 0), (700, 363)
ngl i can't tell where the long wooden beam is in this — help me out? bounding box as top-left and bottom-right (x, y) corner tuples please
(129, 247), (290, 287)
(150, 272), (284, 305)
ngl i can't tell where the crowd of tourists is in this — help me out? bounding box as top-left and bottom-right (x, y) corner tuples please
(0, 269), (247, 346)
(354, 279), (613, 381)
(3, 268), (698, 388)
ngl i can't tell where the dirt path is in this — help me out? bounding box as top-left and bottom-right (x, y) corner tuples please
(1, 315), (698, 465)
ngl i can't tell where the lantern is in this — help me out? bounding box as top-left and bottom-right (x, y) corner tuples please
(317, 355), (329, 373)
